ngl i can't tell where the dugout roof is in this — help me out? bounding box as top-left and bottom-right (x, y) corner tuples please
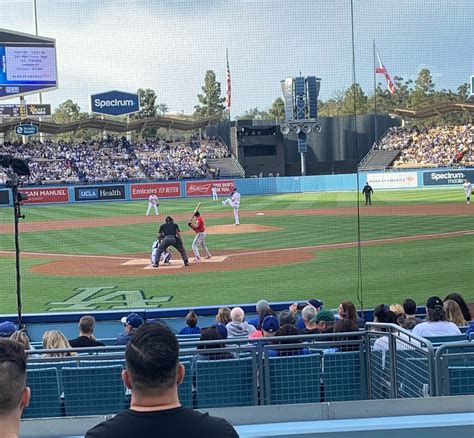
(389, 102), (474, 119)
(0, 115), (217, 134)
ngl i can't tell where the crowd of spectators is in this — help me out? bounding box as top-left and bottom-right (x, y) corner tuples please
(0, 136), (229, 185)
(376, 124), (473, 167)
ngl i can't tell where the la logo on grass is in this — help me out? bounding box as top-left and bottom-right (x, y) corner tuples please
(46, 287), (172, 311)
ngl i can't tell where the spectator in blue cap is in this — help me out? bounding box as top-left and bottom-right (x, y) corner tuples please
(0, 321), (16, 338)
(115, 313), (144, 346)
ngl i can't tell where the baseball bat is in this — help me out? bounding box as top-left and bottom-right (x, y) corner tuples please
(190, 202), (201, 222)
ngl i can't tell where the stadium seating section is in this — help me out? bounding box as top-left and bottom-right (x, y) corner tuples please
(0, 136), (229, 184)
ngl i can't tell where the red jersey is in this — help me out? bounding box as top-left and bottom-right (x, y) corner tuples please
(193, 216), (205, 233)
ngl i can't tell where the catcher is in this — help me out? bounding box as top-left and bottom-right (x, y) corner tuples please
(188, 210), (211, 261)
(151, 239), (171, 266)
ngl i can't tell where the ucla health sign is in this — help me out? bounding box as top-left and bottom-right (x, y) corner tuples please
(74, 185), (125, 202)
(90, 90), (140, 116)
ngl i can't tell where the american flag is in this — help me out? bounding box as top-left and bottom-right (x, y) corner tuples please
(226, 49), (231, 111)
(375, 46), (395, 94)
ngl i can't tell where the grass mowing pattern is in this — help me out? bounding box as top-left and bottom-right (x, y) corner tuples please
(0, 189), (472, 313)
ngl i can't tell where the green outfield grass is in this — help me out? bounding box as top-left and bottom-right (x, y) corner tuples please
(0, 188), (472, 314)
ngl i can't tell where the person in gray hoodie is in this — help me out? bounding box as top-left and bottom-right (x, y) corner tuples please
(226, 307), (256, 338)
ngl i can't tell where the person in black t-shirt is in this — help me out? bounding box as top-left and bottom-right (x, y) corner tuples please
(153, 216), (189, 267)
(68, 315), (105, 348)
(85, 323), (238, 438)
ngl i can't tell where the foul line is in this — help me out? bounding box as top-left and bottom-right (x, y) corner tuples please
(0, 229), (472, 262)
(224, 229), (474, 258)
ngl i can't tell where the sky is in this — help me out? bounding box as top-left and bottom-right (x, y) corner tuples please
(0, 0), (473, 117)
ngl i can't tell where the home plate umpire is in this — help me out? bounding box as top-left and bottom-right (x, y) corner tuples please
(153, 216), (189, 268)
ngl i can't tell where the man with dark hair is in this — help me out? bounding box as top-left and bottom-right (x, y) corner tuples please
(86, 323), (237, 437)
(400, 298), (422, 329)
(69, 315), (105, 348)
(153, 216), (189, 267)
(0, 339), (31, 437)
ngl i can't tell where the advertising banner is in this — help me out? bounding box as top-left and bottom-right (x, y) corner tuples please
(0, 189), (10, 205)
(130, 182), (181, 199)
(74, 185), (125, 202)
(19, 187), (69, 204)
(423, 169), (474, 186)
(367, 172), (418, 189)
(90, 90), (140, 116)
(185, 179), (235, 197)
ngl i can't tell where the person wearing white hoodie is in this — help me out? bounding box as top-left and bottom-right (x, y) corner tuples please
(226, 307), (256, 338)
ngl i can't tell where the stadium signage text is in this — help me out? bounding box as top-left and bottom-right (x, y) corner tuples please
(366, 172), (418, 189)
(74, 185), (126, 202)
(185, 179), (235, 197)
(15, 124), (39, 136)
(46, 286), (173, 311)
(423, 170), (474, 186)
(19, 187), (69, 204)
(90, 90), (140, 116)
(131, 182), (181, 199)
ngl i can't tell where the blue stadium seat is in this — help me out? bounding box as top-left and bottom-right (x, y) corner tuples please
(447, 366), (474, 395)
(323, 351), (366, 401)
(23, 368), (62, 419)
(425, 335), (466, 345)
(61, 365), (126, 416)
(266, 353), (322, 405)
(195, 357), (256, 408)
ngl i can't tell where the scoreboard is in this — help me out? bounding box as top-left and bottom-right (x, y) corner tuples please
(0, 104), (51, 118)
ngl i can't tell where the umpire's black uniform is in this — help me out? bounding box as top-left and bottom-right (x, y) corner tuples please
(362, 182), (373, 206)
(154, 216), (189, 267)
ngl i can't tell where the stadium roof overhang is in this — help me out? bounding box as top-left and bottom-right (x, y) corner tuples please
(389, 102), (474, 119)
(0, 115), (218, 134)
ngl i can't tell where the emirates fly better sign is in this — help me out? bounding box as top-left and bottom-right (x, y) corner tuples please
(90, 90), (140, 116)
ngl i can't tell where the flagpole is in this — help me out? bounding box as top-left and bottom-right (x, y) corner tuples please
(373, 40), (378, 147)
(226, 48), (231, 123)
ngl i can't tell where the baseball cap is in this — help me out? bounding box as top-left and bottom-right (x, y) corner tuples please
(307, 299), (323, 309)
(312, 309), (335, 323)
(120, 313), (144, 329)
(0, 321), (17, 337)
(426, 296), (443, 310)
(262, 315), (280, 333)
(211, 322), (228, 339)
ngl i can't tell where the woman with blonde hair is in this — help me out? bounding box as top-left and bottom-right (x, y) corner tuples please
(42, 330), (76, 357)
(444, 300), (467, 327)
(10, 329), (32, 351)
(215, 307), (231, 325)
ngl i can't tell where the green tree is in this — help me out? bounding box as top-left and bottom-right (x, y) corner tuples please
(133, 88), (168, 138)
(340, 83), (368, 115)
(409, 68), (435, 108)
(268, 97), (285, 119)
(52, 99), (92, 141)
(194, 70), (226, 119)
(237, 107), (270, 120)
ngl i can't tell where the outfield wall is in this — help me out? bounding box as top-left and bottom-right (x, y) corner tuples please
(0, 168), (472, 206)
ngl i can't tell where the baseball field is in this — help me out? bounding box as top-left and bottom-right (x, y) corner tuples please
(0, 188), (472, 315)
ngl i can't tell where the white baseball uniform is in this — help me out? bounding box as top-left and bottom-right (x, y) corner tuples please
(146, 194), (159, 216)
(211, 186), (219, 201)
(222, 190), (241, 225)
(151, 241), (171, 265)
(464, 180), (472, 204)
